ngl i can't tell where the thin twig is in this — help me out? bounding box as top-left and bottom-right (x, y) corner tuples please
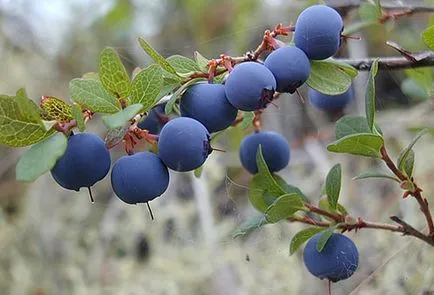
(380, 146), (434, 236)
(334, 51), (434, 71)
(327, 0), (434, 14)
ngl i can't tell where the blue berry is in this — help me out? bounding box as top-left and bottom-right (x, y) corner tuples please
(138, 103), (168, 134)
(180, 83), (238, 133)
(239, 131), (290, 174)
(264, 46), (311, 93)
(158, 117), (211, 172)
(309, 87), (353, 110)
(294, 5), (344, 60)
(51, 133), (111, 191)
(303, 233), (359, 282)
(225, 62), (277, 111)
(111, 151), (169, 204)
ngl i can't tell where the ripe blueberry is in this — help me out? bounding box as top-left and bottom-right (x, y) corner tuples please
(303, 233), (359, 282)
(239, 131), (290, 174)
(180, 83), (237, 133)
(264, 46), (311, 93)
(309, 87), (353, 110)
(225, 62), (277, 111)
(138, 103), (168, 134)
(158, 117), (211, 172)
(294, 5), (344, 60)
(111, 151), (169, 204)
(51, 133), (111, 191)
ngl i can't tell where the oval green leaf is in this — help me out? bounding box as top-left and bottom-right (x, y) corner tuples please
(102, 103), (143, 130)
(289, 227), (325, 255)
(69, 78), (121, 114)
(327, 133), (384, 158)
(16, 132), (68, 182)
(99, 47), (131, 99)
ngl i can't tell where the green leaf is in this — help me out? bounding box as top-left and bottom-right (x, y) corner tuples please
(0, 91), (53, 147)
(40, 96), (72, 122)
(318, 197), (349, 217)
(316, 226), (337, 252)
(359, 3), (382, 21)
(401, 79), (431, 101)
(99, 47), (131, 99)
(71, 104), (85, 132)
(167, 55), (200, 74)
(275, 175), (308, 201)
(336, 116), (371, 139)
(397, 128), (428, 177)
(16, 132), (67, 182)
(401, 149), (415, 178)
(327, 133), (384, 158)
(16, 89), (43, 123)
(422, 25), (434, 51)
(240, 112), (254, 129)
(104, 126), (129, 149)
(374, 0), (382, 16)
(232, 214), (268, 238)
(156, 82), (180, 103)
(69, 79), (121, 114)
(194, 51), (209, 72)
(265, 193), (305, 223)
(194, 165), (204, 178)
(249, 173), (306, 213)
(307, 60), (353, 95)
(325, 164), (341, 210)
(138, 38), (178, 76)
(405, 68), (433, 96)
(365, 59), (379, 133)
(353, 172), (400, 183)
(256, 145), (287, 196)
(328, 60), (358, 78)
(102, 103), (143, 130)
(130, 64), (163, 111)
(81, 72), (100, 81)
(289, 227), (325, 255)
(164, 78), (206, 115)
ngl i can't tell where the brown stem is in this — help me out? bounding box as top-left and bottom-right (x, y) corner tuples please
(380, 145), (434, 236)
(390, 216), (434, 246)
(334, 51), (434, 71)
(380, 146), (407, 181)
(413, 191), (434, 236)
(304, 203), (345, 223)
(287, 215), (434, 247)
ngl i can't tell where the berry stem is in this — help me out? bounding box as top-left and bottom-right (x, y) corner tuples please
(87, 187), (95, 204)
(146, 202), (154, 221)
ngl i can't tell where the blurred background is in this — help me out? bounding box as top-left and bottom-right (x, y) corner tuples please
(0, 0), (434, 294)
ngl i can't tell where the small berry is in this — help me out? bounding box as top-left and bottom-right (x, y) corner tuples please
(158, 117), (211, 172)
(264, 46), (311, 93)
(225, 62), (277, 111)
(239, 131), (290, 174)
(51, 133), (111, 191)
(309, 87), (353, 110)
(111, 151), (169, 204)
(180, 83), (238, 133)
(138, 103), (168, 134)
(303, 233), (359, 282)
(294, 5), (344, 60)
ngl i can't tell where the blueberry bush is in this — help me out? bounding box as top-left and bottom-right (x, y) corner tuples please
(1, 1), (434, 293)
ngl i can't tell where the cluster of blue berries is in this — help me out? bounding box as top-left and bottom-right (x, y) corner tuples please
(49, 5), (349, 213)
